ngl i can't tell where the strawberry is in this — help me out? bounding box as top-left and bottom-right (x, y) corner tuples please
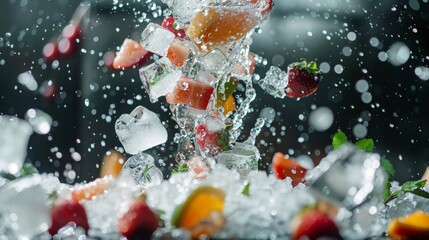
(118, 200), (159, 240)
(291, 210), (342, 240)
(286, 60), (320, 98)
(195, 118), (230, 156)
(48, 200), (89, 235)
(112, 38), (153, 70)
(272, 152), (307, 186)
(166, 76), (214, 110)
(161, 16), (186, 39)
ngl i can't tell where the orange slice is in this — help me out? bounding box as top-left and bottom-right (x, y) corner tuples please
(99, 150), (125, 178)
(171, 186), (225, 238)
(71, 176), (113, 201)
(387, 210), (429, 239)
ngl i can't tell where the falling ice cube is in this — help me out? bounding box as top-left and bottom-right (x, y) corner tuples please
(202, 48), (230, 77)
(306, 143), (386, 209)
(121, 152), (163, 187)
(0, 175), (51, 239)
(258, 66), (288, 98)
(25, 108), (53, 135)
(115, 105), (168, 155)
(216, 142), (260, 175)
(0, 115), (33, 175)
(139, 57), (182, 103)
(140, 23), (175, 56)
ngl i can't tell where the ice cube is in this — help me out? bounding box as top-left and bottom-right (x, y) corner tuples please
(216, 142), (260, 175)
(140, 23), (175, 56)
(115, 105), (168, 154)
(53, 222), (87, 240)
(168, 0), (209, 24)
(0, 115), (33, 175)
(152, 228), (191, 240)
(25, 108), (53, 135)
(258, 66), (288, 98)
(120, 152), (163, 187)
(202, 49), (230, 77)
(306, 144), (386, 210)
(0, 175), (51, 239)
(139, 57), (182, 103)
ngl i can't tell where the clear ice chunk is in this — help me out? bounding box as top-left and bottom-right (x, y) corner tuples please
(216, 142), (260, 175)
(166, 0), (208, 24)
(140, 23), (175, 56)
(53, 222), (87, 240)
(306, 143), (386, 210)
(258, 66), (288, 98)
(25, 108), (53, 135)
(0, 115), (33, 175)
(0, 175), (51, 239)
(202, 49), (230, 77)
(120, 152), (163, 187)
(139, 57), (182, 103)
(115, 105), (168, 155)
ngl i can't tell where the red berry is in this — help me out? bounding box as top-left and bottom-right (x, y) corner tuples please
(112, 38), (152, 70)
(43, 41), (59, 63)
(39, 80), (58, 101)
(195, 123), (224, 155)
(291, 210), (342, 240)
(48, 200), (89, 236)
(286, 60), (320, 98)
(161, 16), (175, 30)
(118, 200), (158, 240)
(62, 24), (80, 41)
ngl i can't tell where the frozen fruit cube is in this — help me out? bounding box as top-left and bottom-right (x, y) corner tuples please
(258, 66), (288, 98)
(216, 142), (260, 175)
(202, 48), (229, 77)
(140, 23), (175, 56)
(115, 106), (168, 155)
(139, 57), (182, 103)
(166, 76), (214, 110)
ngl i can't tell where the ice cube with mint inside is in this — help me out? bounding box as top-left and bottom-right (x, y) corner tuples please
(140, 22), (175, 56)
(216, 142), (260, 175)
(139, 57), (182, 103)
(121, 152), (163, 187)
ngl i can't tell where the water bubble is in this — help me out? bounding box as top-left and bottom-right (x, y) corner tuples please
(387, 42), (410, 66)
(319, 62), (330, 73)
(308, 106), (334, 132)
(369, 37), (380, 47)
(355, 79), (369, 93)
(259, 107), (276, 126)
(334, 64), (344, 74)
(17, 71), (38, 91)
(415, 66), (429, 81)
(353, 124), (367, 138)
(342, 46), (352, 57)
(378, 51), (388, 62)
(347, 32), (357, 41)
(361, 92), (373, 104)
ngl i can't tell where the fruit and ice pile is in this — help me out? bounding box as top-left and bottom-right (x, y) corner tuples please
(2, 0), (429, 240)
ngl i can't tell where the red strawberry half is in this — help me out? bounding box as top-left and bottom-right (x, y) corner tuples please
(118, 200), (159, 240)
(291, 210), (342, 240)
(48, 200), (89, 235)
(161, 16), (186, 39)
(286, 60), (320, 98)
(112, 38), (152, 70)
(195, 118), (230, 156)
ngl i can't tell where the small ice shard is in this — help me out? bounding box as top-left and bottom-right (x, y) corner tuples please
(17, 71), (38, 91)
(163, 0), (208, 24)
(0, 175), (51, 239)
(0, 115), (33, 175)
(258, 66), (288, 98)
(53, 222), (87, 240)
(139, 57), (182, 103)
(306, 144), (386, 209)
(140, 23), (175, 56)
(216, 142), (260, 175)
(25, 108), (53, 135)
(121, 152), (163, 187)
(115, 106), (168, 154)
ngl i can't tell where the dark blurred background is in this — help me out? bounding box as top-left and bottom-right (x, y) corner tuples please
(0, 0), (428, 183)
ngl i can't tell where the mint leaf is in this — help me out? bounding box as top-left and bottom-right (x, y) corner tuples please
(381, 157), (395, 181)
(242, 182), (250, 196)
(354, 138), (374, 152)
(332, 129), (348, 149)
(142, 165), (153, 181)
(383, 181), (392, 201)
(385, 180), (429, 204)
(0, 163), (38, 181)
(401, 179), (426, 192)
(172, 163), (189, 174)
